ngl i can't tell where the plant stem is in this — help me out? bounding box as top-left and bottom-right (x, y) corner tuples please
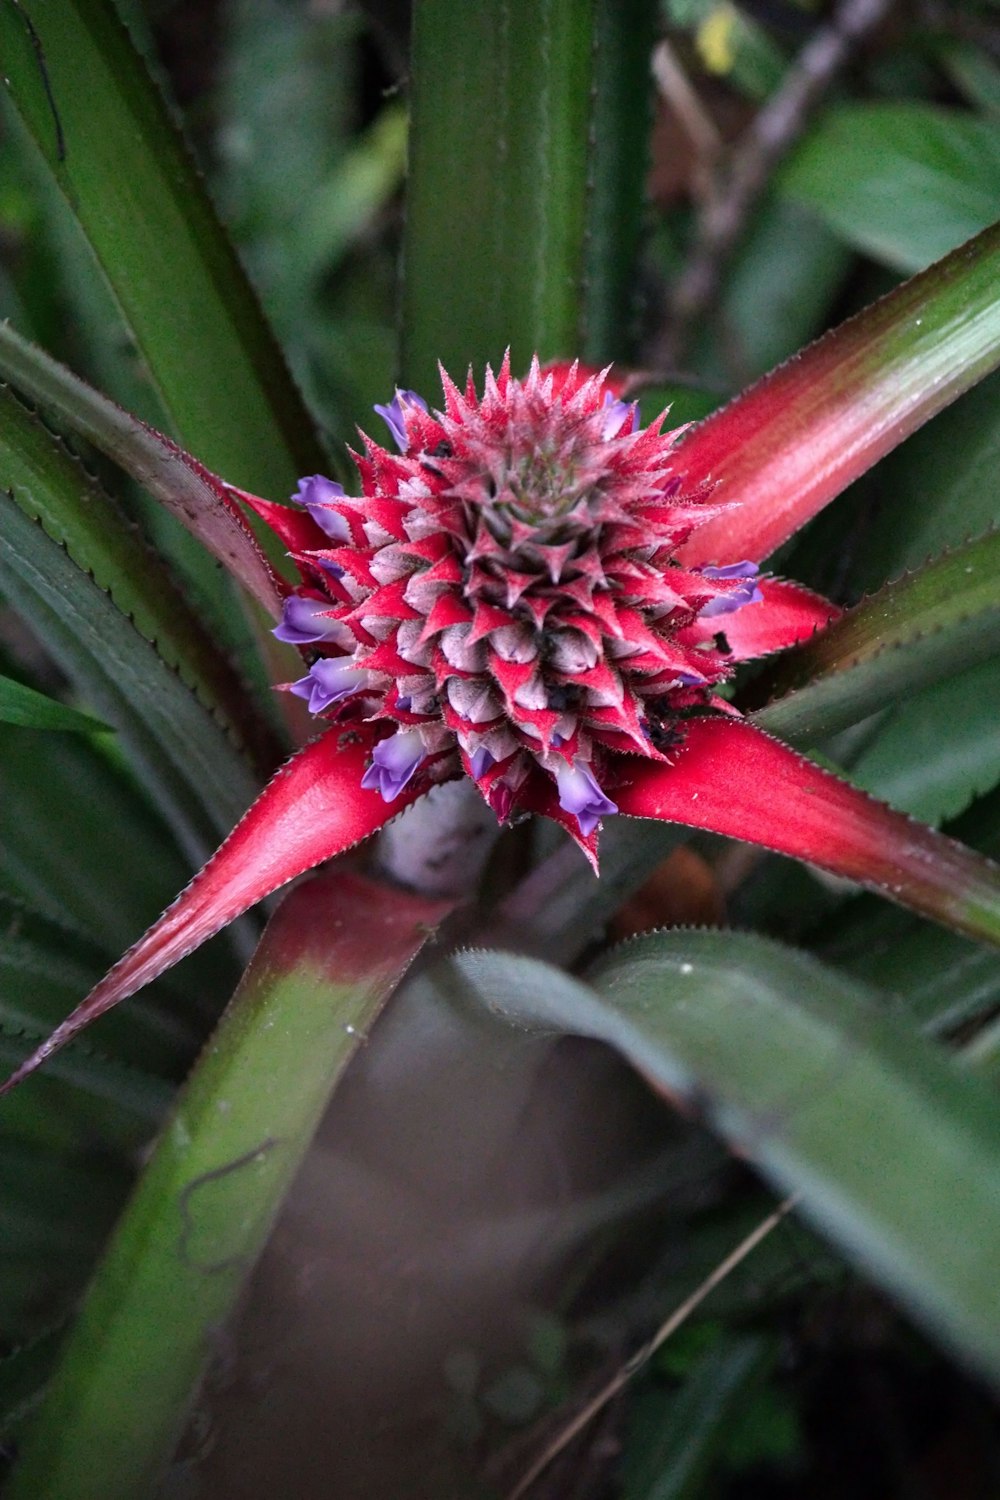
(3, 871), (451, 1500)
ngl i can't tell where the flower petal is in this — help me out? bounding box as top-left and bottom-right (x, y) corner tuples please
(374, 390), (429, 452)
(555, 760), (619, 836)
(360, 729), (429, 800)
(0, 727), (425, 1093)
(679, 579), (841, 661)
(615, 717), (1000, 945)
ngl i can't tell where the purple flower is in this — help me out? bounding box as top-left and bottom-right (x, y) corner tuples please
(289, 658), (367, 715)
(470, 746), (495, 779)
(698, 560), (763, 618)
(292, 475), (350, 541)
(273, 596), (345, 645)
(374, 389), (429, 453)
(361, 729), (428, 801)
(555, 760), (618, 837)
(600, 392), (640, 440)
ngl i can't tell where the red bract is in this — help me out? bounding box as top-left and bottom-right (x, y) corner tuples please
(249, 355), (837, 859)
(3, 351), (1000, 1092)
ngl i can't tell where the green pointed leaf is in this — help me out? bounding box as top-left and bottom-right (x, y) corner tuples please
(622, 1337), (774, 1500)
(756, 529), (1000, 744)
(941, 44), (1000, 119)
(0, 894), (197, 1077)
(0, 673), (108, 735)
(402, 0), (657, 389)
(782, 104), (1000, 273)
(821, 785), (1000, 1037)
(849, 370), (1000, 596)
(0, 496), (258, 863)
(0, 1328), (64, 1443)
(0, 1026), (171, 1128)
(5, 871), (451, 1500)
(0, 326), (286, 623)
(0, 0), (326, 497)
(0, 724), (195, 956)
(453, 939), (1000, 1384)
(0, 372), (281, 772)
(843, 657), (1000, 826)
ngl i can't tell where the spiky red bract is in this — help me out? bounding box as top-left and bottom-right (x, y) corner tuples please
(270, 355), (800, 846)
(616, 718), (1000, 941)
(0, 727), (416, 1095)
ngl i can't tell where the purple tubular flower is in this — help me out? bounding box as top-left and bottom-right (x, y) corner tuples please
(555, 761), (619, 837)
(373, 390), (429, 453)
(470, 746), (495, 779)
(360, 729), (428, 801)
(289, 658), (367, 715)
(698, 560), (763, 618)
(273, 595), (345, 645)
(600, 392), (640, 440)
(292, 475), (350, 541)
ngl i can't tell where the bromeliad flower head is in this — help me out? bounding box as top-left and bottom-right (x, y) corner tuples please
(12, 217), (1000, 1097)
(269, 355), (763, 852)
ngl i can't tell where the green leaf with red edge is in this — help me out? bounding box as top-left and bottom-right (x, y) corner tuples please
(675, 220), (1000, 568)
(0, 375), (283, 774)
(754, 528), (1000, 744)
(449, 935), (1000, 1383)
(0, 727), (428, 1094)
(615, 717), (1000, 947)
(0, 323), (285, 619)
(4, 869), (452, 1500)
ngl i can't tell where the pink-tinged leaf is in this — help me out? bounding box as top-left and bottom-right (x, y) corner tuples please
(0, 323), (285, 616)
(615, 717), (1000, 946)
(675, 221), (1000, 568)
(0, 727), (427, 1093)
(679, 579), (840, 661)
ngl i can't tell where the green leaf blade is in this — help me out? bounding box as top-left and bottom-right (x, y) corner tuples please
(454, 939), (1000, 1385)
(0, 0), (326, 496)
(0, 674), (108, 735)
(5, 870), (451, 1500)
(756, 529), (1000, 744)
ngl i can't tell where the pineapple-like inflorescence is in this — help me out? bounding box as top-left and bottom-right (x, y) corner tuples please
(270, 356), (762, 850)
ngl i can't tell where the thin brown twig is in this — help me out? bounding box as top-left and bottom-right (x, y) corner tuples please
(654, 0), (896, 369)
(504, 1191), (802, 1500)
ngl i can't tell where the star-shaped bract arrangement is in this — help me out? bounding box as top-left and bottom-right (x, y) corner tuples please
(255, 356), (807, 856)
(4, 350), (999, 1093)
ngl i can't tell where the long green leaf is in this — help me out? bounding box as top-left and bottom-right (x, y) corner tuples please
(0, 0), (325, 496)
(0, 377), (280, 771)
(0, 674), (107, 735)
(0, 496), (257, 863)
(0, 725), (199, 956)
(402, 0), (656, 390)
(844, 656), (1000, 825)
(0, 324), (286, 620)
(4, 870), (451, 1500)
(782, 104), (1000, 273)
(453, 939), (1000, 1384)
(756, 529), (1000, 744)
(820, 785), (1000, 1036)
(849, 371), (1000, 595)
(0, 894), (197, 1077)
